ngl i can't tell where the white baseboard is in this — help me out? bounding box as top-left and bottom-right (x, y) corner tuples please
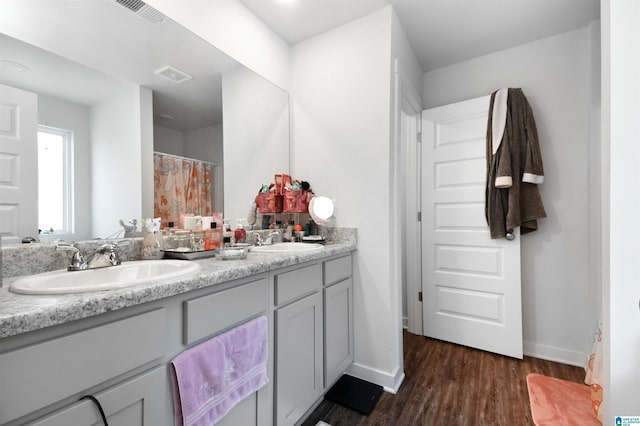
(402, 316), (408, 329)
(523, 340), (588, 369)
(346, 362), (405, 394)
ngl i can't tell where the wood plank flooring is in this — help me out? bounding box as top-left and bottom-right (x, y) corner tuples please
(303, 330), (586, 426)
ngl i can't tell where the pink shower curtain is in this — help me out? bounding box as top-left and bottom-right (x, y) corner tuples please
(154, 154), (213, 228)
(585, 316), (604, 424)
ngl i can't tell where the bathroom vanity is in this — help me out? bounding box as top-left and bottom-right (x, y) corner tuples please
(0, 243), (355, 426)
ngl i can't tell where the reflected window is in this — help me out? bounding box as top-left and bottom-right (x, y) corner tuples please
(37, 126), (73, 235)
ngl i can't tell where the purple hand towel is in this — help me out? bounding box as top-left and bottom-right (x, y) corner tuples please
(170, 316), (269, 426)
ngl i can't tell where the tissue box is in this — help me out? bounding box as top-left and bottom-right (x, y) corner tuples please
(283, 190), (309, 213)
(256, 192), (283, 213)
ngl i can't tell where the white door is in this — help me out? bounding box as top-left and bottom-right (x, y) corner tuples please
(421, 95), (523, 359)
(0, 84), (38, 245)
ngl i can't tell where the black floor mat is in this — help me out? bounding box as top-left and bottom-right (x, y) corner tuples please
(324, 374), (383, 415)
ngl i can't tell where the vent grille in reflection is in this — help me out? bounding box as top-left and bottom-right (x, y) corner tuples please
(114, 0), (166, 25)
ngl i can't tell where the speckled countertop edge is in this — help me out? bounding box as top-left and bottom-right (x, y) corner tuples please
(0, 243), (355, 339)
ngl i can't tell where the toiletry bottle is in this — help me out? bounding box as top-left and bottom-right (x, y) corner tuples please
(195, 216), (203, 231)
(193, 230), (205, 251)
(222, 218), (233, 246)
(205, 222), (222, 250)
(262, 214), (271, 230)
(284, 220), (294, 242)
(234, 218), (247, 243)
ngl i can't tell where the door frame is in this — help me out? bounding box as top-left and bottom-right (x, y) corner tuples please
(393, 60), (423, 336)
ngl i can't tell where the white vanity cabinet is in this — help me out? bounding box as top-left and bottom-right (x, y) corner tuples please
(181, 275), (272, 426)
(273, 253), (354, 426)
(0, 274), (272, 426)
(0, 309), (167, 426)
(323, 255), (354, 388)
(27, 366), (165, 426)
(274, 263), (324, 426)
(0, 248), (354, 426)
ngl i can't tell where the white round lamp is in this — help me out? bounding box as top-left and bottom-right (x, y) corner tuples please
(309, 196), (335, 225)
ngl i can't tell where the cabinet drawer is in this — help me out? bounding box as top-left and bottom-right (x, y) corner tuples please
(184, 276), (269, 344)
(324, 255), (352, 286)
(274, 263), (322, 306)
(0, 309), (166, 425)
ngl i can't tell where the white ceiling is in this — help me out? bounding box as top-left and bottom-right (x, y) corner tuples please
(0, 0), (240, 132)
(239, 0), (600, 72)
(1, 0), (600, 133)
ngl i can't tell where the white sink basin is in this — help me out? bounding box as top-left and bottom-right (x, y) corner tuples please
(9, 260), (201, 295)
(250, 242), (324, 253)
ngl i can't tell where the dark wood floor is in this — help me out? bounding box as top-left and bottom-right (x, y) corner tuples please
(303, 330), (586, 426)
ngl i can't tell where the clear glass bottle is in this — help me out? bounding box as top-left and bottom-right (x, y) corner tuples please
(192, 230), (205, 251)
(175, 230), (192, 251)
(141, 230), (163, 259)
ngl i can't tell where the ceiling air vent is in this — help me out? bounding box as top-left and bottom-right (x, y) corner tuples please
(154, 65), (193, 84)
(114, 0), (166, 25)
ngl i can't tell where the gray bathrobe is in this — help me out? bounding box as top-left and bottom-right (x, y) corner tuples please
(485, 88), (546, 239)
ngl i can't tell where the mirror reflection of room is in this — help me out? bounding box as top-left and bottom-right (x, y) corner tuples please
(0, 0), (289, 245)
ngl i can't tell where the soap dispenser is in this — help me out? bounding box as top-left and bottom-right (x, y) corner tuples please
(234, 218), (247, 243)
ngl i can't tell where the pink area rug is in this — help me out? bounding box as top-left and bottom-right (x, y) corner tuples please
(526, 374), (600, 426)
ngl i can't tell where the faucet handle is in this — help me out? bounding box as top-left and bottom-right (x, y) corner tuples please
(99, 243), (121, 265)
(251, 231), (265, 246)
(86, 243), (121, 269)
(55, 242), (86, 271)
(98, 242), (119, 253)
(55, 241), (77, 250)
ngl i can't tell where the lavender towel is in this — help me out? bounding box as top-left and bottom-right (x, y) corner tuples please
(171, 316), (269, 426)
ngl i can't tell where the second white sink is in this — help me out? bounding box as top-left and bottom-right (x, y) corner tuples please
(9, 260), (201, 295)
(250, 242), (324, 253)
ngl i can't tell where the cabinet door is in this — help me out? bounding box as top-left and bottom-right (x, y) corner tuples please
(324, 278), (354, 387)
(29, 367), (165, 426)
(275, 292), (323, 426)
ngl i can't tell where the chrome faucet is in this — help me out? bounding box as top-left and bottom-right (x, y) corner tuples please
(251, 231), (280, 246)
(264, 231), (281, 245)
(252, 232), (265, 246)
(56, 242), (124, 271)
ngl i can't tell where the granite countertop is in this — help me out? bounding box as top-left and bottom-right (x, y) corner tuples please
(0, 243), (355, 339)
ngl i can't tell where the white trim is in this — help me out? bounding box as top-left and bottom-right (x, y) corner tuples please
(523, 340), (588, 369)
(495, 176), (513, 188)
(522, 173), (544, 184)
(395, 59), (424, 337)
(37, 125), (74, 236)
(346, 362), (405, 394)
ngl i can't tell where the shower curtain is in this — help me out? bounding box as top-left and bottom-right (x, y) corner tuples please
(153, 153), (213, 227)
(585, 315), (604, 424)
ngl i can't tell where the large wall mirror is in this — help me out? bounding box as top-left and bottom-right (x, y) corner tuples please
(0, 0), (289, 244)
